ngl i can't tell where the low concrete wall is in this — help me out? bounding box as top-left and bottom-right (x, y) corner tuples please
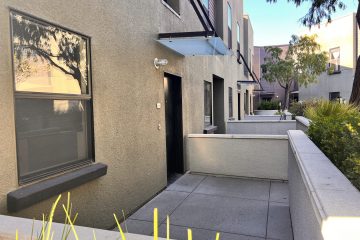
(187, 134), (288, 180)
(227, 120), (296, 135)
(254, 110), (278, 115)
(288, 130), (360, 240)
(245, 114), (292, 120)
(0, 214), (168, 240)
(295, 116), (310, 132)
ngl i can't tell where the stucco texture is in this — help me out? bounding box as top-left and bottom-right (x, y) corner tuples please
(299, 13), (357, 102)
(187, 135), (288, 180)
(0, 0), (253, 228)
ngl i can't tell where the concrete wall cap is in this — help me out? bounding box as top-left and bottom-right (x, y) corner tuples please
(187, 134), (288, 140)
(288, 130), (360, 234)
(0, 215), (170, 240)
(295, 116), (311, 127)
(228, 120), (296, 123)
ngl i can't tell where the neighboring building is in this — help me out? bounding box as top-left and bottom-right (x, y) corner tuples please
(0, 0), (255, 228)
(299, 13), (358, 102)
(240, 15), (256, 115)
(253, 45), (298, 108)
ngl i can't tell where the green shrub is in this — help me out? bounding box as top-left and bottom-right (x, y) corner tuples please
(289, 99), (320, 117)
(257, 101), (280, 110)
(305, 100), (360, 189)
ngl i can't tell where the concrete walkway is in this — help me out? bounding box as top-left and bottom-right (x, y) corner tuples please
(119, 174), (293, 240)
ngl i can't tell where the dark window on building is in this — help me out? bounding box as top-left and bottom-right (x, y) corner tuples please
(229, 87), (233, 118)
(249, 49), (253, 73)
(244, 92), (247, 114)
(329, 47), (341, 74)
(329, 92), (341, 101)
(11, 11), (93, 184)
(163, 0), (180, 15)
(204, 81), (212, 126)
(227, 3), (232, 49)
(244, 90), (249, 115)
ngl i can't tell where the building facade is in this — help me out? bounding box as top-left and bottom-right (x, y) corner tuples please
(0, 0), (255, 228)
(299, 13), (358, 102)
(253, 45), (298, 109)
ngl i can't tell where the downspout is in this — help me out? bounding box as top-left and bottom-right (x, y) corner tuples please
(237, 51), (257, 82)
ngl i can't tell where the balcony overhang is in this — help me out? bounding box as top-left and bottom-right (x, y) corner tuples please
(238, 80), (263, 92)
(157, 32), (230, 56)
(260, 92), (276, 96)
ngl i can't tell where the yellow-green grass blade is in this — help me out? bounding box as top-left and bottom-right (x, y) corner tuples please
(45, 195), (62, 240)
(187, 229), (192, 240)
(215, 232), (220, 240)
(166, 215), (170, 240)
(153, 208), (158, 240)
(62, 204), (79, 240)
(113, 213), (126, 240)
(93, 230), (97, 240)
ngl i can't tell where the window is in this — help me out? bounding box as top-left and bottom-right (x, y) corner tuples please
(249, 49), (252, 72)
(329, 47), (341, 74)
(11, 11), (93, 183)
(228, 87), (233, 119)
(236, 22), (240, 46)
(244, 92), (247, 114)
(204, 81), (212, 126)
(227, 3), (232, 49)
(244, 90), (249, 114)
(329, 92), (341, 101)
(163, 0), (180, 15)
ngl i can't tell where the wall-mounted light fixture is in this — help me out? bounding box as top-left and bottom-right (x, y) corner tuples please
(154, 58), (168, 69)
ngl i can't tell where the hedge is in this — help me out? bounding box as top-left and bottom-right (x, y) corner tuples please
(305, 101), (360, 189)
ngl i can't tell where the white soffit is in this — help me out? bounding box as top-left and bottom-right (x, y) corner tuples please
(157, 36), (230, 56)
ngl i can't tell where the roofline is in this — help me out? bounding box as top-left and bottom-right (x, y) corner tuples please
(254, 44), (289, 48)
(308, 12), (356, 28)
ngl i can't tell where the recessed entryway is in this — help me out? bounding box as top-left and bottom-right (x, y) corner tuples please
(164, 73), (184, 181)
(213, 75), (225, 134)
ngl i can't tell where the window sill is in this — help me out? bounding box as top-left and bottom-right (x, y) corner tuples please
(203, 125), (218, 134)
(7, 163), (107, 212)
(161, 0), (181, 19)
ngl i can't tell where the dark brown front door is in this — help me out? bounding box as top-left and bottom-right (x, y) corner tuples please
(164, 73), (184, 177)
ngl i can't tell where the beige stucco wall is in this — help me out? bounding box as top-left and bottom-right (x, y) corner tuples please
(299, 13), (357, 102)
(0, 0), (254, 229)
(227, 120), (296, 135)
(187, 134), (288, 180)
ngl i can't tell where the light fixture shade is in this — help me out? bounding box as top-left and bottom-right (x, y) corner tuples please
(154, 58), (168, 69)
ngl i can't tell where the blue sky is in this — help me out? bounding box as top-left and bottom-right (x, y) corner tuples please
(244, 0), (358, 46)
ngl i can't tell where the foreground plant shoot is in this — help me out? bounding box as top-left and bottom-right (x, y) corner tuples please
(15, 193), (221, 240)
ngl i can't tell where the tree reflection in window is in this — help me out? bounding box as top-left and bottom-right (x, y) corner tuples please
(11, 12), (88, 94)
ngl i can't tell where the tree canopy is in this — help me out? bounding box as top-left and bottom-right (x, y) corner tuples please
(262, 35), (328, 108)
(266, 0), (347, 27)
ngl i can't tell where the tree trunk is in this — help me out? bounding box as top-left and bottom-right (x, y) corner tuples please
(349, 2), (360, 106)
(284, 84), (290, 110)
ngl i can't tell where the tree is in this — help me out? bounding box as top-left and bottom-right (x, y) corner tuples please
(11, 12), (88, 92)
(261, 35), (328, 109)
(266, 0), (360, 106)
